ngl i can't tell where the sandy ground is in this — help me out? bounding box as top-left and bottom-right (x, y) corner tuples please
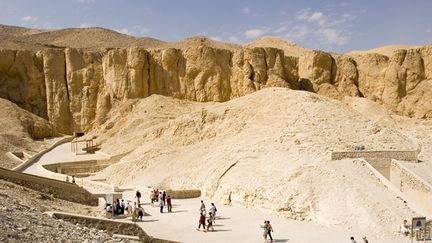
(18, 137), (418, 242)
(119, 192), (409, 243)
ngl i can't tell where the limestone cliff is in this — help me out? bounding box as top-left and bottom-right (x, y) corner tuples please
(0, 40), (431, 134)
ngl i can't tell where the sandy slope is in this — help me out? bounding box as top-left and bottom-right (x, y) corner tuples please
(245, 36), (311, 57)
(87, 88), (420, 236)
(0, 98), (58, 169)
(0, 24), (239, 51)
(346, 45), (423, 57)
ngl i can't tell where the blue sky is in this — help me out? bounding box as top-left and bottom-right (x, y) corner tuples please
(0, 0), (431, 53)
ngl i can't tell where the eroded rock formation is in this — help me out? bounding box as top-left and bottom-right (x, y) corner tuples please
(0, 43), (431, 134)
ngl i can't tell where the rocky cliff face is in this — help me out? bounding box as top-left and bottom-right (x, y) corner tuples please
(0, 44), (431, 134)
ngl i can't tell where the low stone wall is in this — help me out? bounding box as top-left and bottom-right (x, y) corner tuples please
(389, 160), (432, 215)
(50, 212), (170, 242)
(165, 189), (201, 199)
(13, 136), (74, 172)
(43, 160), (111, 177)
(0, 167), (98, 206)
(331, 150), (418, 162)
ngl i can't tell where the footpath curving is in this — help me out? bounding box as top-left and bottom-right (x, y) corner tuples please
(13, 136), (74, 172)
(0, 167), (98, 205)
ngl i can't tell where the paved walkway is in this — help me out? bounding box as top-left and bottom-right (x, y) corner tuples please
(118, 191), (407, 243)
(19, 142), (410, 242)
(22, 142), (112, 193)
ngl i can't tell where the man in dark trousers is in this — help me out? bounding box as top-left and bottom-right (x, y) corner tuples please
(267, 220), (274, 241)
(162, 191), (166, 205)
(135, 190), (141, 204)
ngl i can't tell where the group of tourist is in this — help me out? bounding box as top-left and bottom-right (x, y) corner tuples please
(104, 197), (145, 221)
(148, 189), (173, 213)
(197, 200), (217, 232)
(260, 220), (274, 242)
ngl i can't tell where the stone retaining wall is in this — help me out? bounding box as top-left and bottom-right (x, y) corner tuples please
(50, 212), (170, 242)
(331, 150), (418, 162)
(165, 189), (201, 199)
(389, 160), (432, 215)
(43, 160), (111, 177)
(0, 167), (98, 206)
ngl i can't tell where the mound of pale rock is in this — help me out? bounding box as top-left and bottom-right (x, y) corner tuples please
(0, 98), (58, 169)
(90, 88), (416, 236)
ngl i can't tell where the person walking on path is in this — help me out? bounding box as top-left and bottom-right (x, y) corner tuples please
(132, 202), (138, 222)
(72, 176), (75, 184)
(120, 199), (125, 214)
(267, 220), (274, 241)
(137, 205), (144, 221)
(362, 236), (369, 243)
(210, 203), (217, 221)
(197, 212), (206, 231)
(166, 195), (172, 212)
(159, 193), (164, 213)
(126, 202), (131, 215)
(135, 190), (142, 205)
(206, 212), (215, 231)
(350, 236), (357, 243)
(200, 200), (206, 214)
(260, 221), (269, 242)
(162, 191), (166, 205)
(150, 190), (156, 206)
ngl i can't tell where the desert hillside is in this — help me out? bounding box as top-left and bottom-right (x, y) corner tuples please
(0, 98), (57, 169)
(85, 88), (418, 235)
(0, 24), (432, 239)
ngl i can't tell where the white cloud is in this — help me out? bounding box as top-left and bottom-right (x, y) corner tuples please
(132, 25), (151, 34)
(78, 23), (96, 28)
(296, 8), (311, 21)
(76, 0), (95, 3)
(242, 7), (251, 14)
(308, 12), (326, 26)
(296, 9), (327, 26)
(210, 36), (222, 41)
(21, 16), (38, 22)
(228, 35), (241, 43)
(139, 27), (151, 34)
(292, 8), (354, 47)
(316, 28), (350, 46)
(244, 28), (268, 39)
(115, 28), (133, 36)
(273, 26), (288, 34)
(340, 2), (352, 7)
(285, 25), (310, 41)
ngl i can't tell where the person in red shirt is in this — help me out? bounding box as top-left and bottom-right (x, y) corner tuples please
(197, 212), (206, 231)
